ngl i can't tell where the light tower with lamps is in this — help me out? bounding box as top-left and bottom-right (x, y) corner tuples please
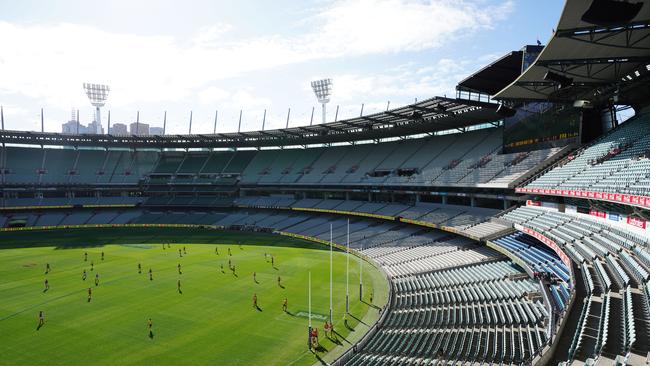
(83, 83), (110, 134)
(311, 79), (332, 125)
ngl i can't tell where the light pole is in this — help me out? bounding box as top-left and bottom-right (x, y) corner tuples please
(329, 223), (333, 326)
(359, 249), (363, 301)
(83, 83), (110, 134)
(310, 79), (332, 125)
(308, 271), (312, 350)
(346, 218), (350, 313)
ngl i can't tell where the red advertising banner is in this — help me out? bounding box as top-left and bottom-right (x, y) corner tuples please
(514, 187), (650, 209)
(589, 210), (606, 219)
(627, 217), (647, 229)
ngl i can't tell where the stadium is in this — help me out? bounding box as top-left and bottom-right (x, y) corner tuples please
(2, 0), (650, 365)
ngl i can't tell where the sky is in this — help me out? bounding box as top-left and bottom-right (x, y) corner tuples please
(0, 0), (565, 134)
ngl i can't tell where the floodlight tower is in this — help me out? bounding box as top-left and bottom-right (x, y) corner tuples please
(311, 79), (332, 125)
(83, 83), (110, 134)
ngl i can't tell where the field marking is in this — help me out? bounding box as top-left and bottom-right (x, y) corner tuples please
(0, 275), (142, 322)
(285, 350), (312, 366)
(0, 288), (84, 322)
(293, 311), (328, 321)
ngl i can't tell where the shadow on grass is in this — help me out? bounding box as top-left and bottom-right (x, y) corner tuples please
(361, 300), (380, 310)
(344, 320), (354, 331)
(311, 350), (327, 365)
(333, 330), (350, 344)
(326, 333), (342, 346)
(347, 313), (367, 326)
(0, 227), (340, 251)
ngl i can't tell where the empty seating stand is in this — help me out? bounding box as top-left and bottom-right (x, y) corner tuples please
(501, 206), (650, 363)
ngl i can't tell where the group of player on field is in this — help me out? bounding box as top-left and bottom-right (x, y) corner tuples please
(37, 243), (297, 336)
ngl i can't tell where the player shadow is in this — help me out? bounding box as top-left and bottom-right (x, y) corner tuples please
(311, 349), (328, 364)
(333, 330), (350, 344)
(178, 289), (183, 295)
(285, 310), (294, 316)
(347, 313), (367, 326)
(254, 279), (259, 284)
(326, 333), (342, 345)
(361, 300), (380, 310)
(36, 323), (44, 331)
(42, 288), (48, 293)
(232, 272), (238, 278)
(255, 305), (263, 312)
(273, 266), (278, 271)
(278, 283), (285, 289)
(149, 330), (154, 339)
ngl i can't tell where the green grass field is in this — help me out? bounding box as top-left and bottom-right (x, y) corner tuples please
(0, 228), (388, 366)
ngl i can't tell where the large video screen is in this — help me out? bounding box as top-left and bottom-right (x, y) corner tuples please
(503, 102), (580, 153)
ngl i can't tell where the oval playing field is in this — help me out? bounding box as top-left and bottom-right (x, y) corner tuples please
(0, 228), (388, 366)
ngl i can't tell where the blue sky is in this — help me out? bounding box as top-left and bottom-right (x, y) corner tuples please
(0, 0), (564, 134)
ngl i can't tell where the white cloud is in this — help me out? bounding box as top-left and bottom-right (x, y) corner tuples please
(231, 90), (271, 109)
(311, 0), (513, 56)
(198, 87), (230, 105)
(191, 24), (233, 48)
(330, 57), (476, 106)
(0, 0), (513, 132)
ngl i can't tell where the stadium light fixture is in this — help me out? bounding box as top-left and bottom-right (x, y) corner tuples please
(83, 83), (110, 134)
(311, 79), (332, 125)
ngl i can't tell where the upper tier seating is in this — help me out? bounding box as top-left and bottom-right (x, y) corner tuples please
(524, 112), (650, 198)
(1, 127), (563, 189)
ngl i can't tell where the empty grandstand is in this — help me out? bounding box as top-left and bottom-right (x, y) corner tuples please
(3, 0), (650, 365)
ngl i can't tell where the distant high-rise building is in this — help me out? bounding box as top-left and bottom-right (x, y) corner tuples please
(87, 120), (104, 134)
(130, 122), (150, 136)
(109, 123), (128, 135)
(62, 120), (80, 134)
(61, 108), (105, 134)
(62, 119), (104, 134)
(149, 127), (164, 135)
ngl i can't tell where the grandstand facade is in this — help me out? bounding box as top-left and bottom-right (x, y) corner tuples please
(3, 0), (650, 365)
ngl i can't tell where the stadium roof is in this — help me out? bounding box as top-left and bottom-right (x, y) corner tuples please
(0, 97), (500, 149)
(456, 50), (524, 96)
(495, 0), (650, 102)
